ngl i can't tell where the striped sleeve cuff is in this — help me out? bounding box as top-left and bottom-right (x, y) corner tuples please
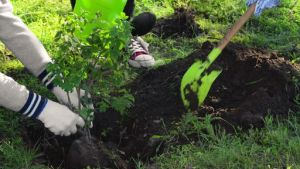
(38, 69), (56, 90)
(19, 91), (48, 119)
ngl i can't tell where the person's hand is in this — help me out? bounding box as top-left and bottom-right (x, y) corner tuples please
(52, 87), (94, 127)
(246, 0), (280, 16)
(38, 69), (94, 110)
(38, 70), (94, 127)
(37, 99), (85, 136)
(52, 87), (92, 109)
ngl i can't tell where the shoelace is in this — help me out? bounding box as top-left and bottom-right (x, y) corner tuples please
(129, 38), (147, 54)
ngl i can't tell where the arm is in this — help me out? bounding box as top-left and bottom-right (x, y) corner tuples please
(247, 0), (280, 16)
(0, 0), (51, 77)
(0, 72), (29, 112)
(70, 0), (76, 10)
(0, 0), (85, 136)
(0, 73), (85, 136)
(0, 0), (89, 110)
(123, 0), (135, 19)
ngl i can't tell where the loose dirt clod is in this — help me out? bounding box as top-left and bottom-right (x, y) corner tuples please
(67, 136), (128, 169)
(152, 8), (202, 38)
(67, 136), (106, 169)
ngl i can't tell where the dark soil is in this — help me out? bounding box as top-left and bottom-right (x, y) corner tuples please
(23, 42), (300, 169)
(67, 135), (128, 169)
(93, 42), (300, 164)
(152, 8), (202, 38)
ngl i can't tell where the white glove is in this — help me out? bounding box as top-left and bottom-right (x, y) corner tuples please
(17, 90), (85, 136)
(38, 70), (94, 110)
(52, 87), (94, 127)
(38, 69), (94, 128)
(37, 99), (85, 136)
(52, 86), (87, 109)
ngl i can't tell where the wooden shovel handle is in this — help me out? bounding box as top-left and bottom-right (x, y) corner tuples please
(217, 3), (256, 50)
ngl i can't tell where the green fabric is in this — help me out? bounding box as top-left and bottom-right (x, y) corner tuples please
(74, 0), (127, 40)
(181, 48), (222, 110)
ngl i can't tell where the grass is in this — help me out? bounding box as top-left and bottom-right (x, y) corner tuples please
(135, 0), (300, 168)
(149, 114), (300, 169)
(0, 107), (45, 169)
(0, 0), (70, 168)
(138, 0), (300, 59)
(0, 0), (300, 168)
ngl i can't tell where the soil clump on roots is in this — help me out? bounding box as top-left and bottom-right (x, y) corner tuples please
(24, 42), (300, 169)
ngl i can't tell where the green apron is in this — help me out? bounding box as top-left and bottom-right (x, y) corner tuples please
(74, 0), (127, 40)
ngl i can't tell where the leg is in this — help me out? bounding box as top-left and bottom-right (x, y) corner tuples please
(0, 0), (51, 76)
(124, 1), (156, 68)
(0, 72), (85, 136)
(123, 0), (135, 19)
(70, 0), (76, 9)
(123, 0), (156, 36)
(66, 0), (156, 68)
(131, 12), (156, 36)
(0, 72), (29, 112)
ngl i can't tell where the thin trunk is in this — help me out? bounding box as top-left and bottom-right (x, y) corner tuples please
(67, 92), (72, 110)
(76, 86), (81, 111)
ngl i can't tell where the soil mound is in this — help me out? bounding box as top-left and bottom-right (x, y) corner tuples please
(93, 42), (300, 164)
(152, 8), (202, 38)
(25, 42), (300, 169)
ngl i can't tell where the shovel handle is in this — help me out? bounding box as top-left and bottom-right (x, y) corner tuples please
(217, 3), (256, 51)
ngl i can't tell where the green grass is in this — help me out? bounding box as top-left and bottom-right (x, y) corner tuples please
(150, 114), (300, 169)
(135, 0), (300, 168)
(138, 0), (300, 59)
(0, 0), (300, 168)
(0, 0), (70, 168)
(0, 58), (53, 169)
(0, 106), (46, 169)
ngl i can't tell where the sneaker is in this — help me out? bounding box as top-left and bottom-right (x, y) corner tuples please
(128, 36), (155, 68)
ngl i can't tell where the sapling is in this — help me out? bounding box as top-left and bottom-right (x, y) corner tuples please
(48, 11), (133, 137)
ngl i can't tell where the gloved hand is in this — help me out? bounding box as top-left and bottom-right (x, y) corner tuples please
(38, 69), (94, 127)
(38, 69), (93, 107)
(52, 86), (92, 110)
(17, 90), (85, 136)
(246, 0), (280, 16)
(37, 99), (85, 136)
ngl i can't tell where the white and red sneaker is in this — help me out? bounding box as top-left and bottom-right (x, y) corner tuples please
(128, 36), (155, 68)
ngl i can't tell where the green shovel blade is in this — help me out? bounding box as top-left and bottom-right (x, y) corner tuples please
(181, 48), (222, 110)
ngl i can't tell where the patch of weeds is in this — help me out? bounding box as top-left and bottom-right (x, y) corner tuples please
(144, 34), (199, 65)
(239, 0), (300, 55)
(168, 113), (222, 144)
(135, 0), (174, 18)
(150, 114), (300, 169)
(11, 0), (70, 49)
(0, 109), (21, 139)
(0, 60), (23, 75)
(290, 52), (300, 64)
(0, 108), (46, 169)
(0, 138), (45, 169)
(292, 75), (300, 117)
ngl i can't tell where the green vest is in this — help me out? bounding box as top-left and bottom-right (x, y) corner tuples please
(74, 0), (127, 40)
